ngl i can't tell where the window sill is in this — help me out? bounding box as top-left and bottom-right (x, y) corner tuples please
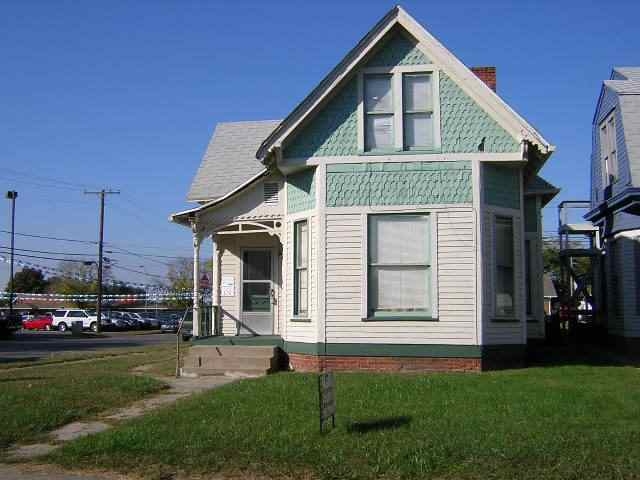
(359, 148), (442, 156)
(290, 317), (311, 323)
(362, 316), (438, 322)
(491, 318), (520, 323)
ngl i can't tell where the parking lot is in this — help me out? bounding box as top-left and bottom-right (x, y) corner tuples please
(0, 330), (177, 363)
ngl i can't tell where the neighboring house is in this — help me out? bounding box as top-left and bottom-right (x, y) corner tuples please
(542, 274), (558, 316)
(586, 67), (640, 344)
(171, 6), (558, 372)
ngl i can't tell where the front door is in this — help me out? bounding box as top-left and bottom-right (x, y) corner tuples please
(240, 249), (274, 335)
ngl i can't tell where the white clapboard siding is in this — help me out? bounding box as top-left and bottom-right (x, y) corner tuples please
(217, 234), (282, 336)
(285, 216), (318, 343)
(481, 208), (525, 344)
(324, 209), (477, 345)
(219, 238), (240, 336)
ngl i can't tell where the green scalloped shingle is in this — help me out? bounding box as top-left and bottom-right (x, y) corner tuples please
(287, 168), (316, 213)
(440, 73), (519, 153)
(326, 161), (472, 207)
(484, 164), (520, 209)
(283, 79), (358, 159)
(365, 31), (430, 67)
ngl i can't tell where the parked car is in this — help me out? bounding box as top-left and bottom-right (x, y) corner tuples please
(160, 318), (178, 333)
(51, 309), (99, 332)
(22, 314), (53, 331)
(160, 316), (192, 340)
(0, 311), (22, 337)
(105, 311), (131, 330)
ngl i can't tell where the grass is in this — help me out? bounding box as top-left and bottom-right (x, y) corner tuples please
(0, 346), (176, 450)
(48, 364), (640, 480)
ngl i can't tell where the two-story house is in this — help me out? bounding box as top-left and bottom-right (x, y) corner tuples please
(170, 6), (558, 372)
(586, 67), (640, 345)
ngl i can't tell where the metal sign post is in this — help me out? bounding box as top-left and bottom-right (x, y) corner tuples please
(318, 372), (336, 433)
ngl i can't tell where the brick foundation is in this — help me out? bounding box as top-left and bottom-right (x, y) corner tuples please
(288, 353), (482, 373)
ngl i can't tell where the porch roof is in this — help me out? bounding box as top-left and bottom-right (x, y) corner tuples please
(170, 169), (269, 227)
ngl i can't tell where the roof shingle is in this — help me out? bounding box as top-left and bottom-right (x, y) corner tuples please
(187, 120), (281, 202)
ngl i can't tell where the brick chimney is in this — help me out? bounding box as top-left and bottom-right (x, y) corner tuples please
(470, 66), (497, 92)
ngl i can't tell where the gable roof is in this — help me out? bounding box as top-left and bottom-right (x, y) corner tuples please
(524, 175), (560, 207)
(188, 120), (281, 202)
(605, 67), (640, 94)
(256, 5), (554, 161)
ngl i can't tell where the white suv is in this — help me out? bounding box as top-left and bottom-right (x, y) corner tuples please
(52, 309), (99, 332)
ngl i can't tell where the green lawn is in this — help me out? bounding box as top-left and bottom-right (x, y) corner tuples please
(0, 346), (175, 450)
(49, 365), (640, 480)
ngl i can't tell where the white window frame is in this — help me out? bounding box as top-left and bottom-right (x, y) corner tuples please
(493, 214), (517, 319)
(360, 210), (439, 321)
(293, 219), (309, 318)
(357, 65), (441, 154)
(600, 110), (618, 186)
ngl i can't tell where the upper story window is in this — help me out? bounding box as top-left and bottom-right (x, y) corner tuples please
(403, 73), (434, 150)
(362, 68), (439, 153)
(600, 110), (618, 185)
(364, 74), (394, 151)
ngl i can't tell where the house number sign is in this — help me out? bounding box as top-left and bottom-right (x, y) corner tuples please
(318, 372), (336, 433)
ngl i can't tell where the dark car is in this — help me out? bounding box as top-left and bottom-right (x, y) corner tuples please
(0, 311), (22, 337)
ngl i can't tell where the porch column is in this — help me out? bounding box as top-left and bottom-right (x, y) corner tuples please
(211, 234), (221, 334)
(192, 231), (201, 338)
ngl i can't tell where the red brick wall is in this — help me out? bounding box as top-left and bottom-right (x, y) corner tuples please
(470, 66), (497, 92)
(288, 353), (481, 373)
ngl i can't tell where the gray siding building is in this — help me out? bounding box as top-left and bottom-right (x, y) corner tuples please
(586, 67), (640, 342)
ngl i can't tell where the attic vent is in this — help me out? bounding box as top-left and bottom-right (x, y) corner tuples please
(264, 183), (279, 205)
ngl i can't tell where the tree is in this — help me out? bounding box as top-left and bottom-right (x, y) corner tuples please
(166, 257), (212, 308)
(6, 268), (49, 293)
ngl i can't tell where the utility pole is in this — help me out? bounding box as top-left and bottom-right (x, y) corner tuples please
(5, 191), (17, 319)
(85, 189), (119, 332)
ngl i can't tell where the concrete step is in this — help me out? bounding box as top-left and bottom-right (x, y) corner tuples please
(190, 345), (277, 358)
(183, 355), (276, 371)
(182, 367), (267, 378)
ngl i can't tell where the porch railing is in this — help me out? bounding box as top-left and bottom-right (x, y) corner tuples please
(197, 302), (220, 337)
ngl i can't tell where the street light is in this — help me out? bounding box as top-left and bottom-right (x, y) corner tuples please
(5, 191), (17, 319)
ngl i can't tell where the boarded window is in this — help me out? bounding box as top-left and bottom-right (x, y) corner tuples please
(364, 74), (394, 151)
(495, 216), (515, 317)
(403, 73), (434, 150)
(367, 214), (432, 319)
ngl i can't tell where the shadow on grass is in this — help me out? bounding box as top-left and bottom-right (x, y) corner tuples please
(0, 357), (40, 364)
(347, 415), (412, 434)
(0, 376), (47, 383)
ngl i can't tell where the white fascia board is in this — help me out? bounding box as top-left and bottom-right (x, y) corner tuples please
(261, 6), (554, 160)
(396, 8), (553, 154)
(169, 169), (268, 225)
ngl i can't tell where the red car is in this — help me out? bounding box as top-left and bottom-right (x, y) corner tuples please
(22, 314), (53, 331)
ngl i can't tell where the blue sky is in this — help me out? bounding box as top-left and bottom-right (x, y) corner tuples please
(1, 0), (639, 287)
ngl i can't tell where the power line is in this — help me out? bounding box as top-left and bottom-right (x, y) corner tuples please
(0, 245), (97, 257)
(0, 250), (95, 263)
(1, 167), (102, 190)
(0, 230), (97, 244)
(110, 263), (166, 279)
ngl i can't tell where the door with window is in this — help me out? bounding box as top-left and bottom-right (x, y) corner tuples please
(240, 249), (274, 335)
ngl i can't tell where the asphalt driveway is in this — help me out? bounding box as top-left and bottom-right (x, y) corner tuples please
(0, 331), (177, 363)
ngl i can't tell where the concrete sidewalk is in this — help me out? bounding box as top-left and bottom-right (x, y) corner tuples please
(0, 464), (125, 480)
